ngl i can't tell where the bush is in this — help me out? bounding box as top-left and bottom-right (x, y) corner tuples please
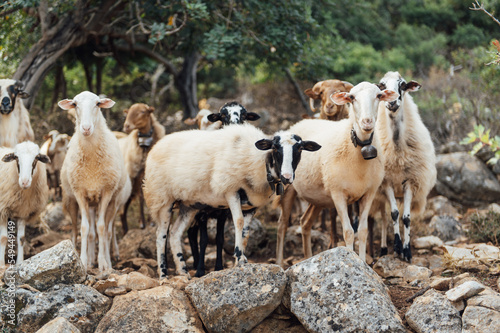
(467, 211), (500, 245)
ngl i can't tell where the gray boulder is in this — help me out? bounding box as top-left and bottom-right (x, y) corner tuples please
(282, 225), (329, 259)
(435, 152), (500, 205)
(284, 247), (405, 333)
(223, 217), (269, 256)
(185, 263), (286, 333)
(14, 239), (86, 291)
(16, 284), (111, 333)
(428, 215), (463, 242)
(405, 289), (461, 333)
(463, 289), (500, 332)
(95, 285), (204, 333)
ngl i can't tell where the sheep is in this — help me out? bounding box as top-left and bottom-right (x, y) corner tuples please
(143, 123), (321, 279)
(184, 109), (222, 131)
(0, 79), (34, 147)
(118, 102), (166, 233)
(0, 141), (50, 266)
(275, 82), (399, 265)
(304, 79), (354, 120)
(184, 101), (260, 131)
(40, 130), (71, 200)
(58, 91), (128, 273)
(185, 102), (261, 277)
(371, 71), (437, 261)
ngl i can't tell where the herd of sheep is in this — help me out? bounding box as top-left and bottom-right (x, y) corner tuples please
(0, 71), (437, 281)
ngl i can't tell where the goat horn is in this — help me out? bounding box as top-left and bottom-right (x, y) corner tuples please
(309, 98), (317, 112)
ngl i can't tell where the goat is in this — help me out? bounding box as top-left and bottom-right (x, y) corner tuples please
(143, 124), (320, 279)
(118, 103), (166, 233)
(59, 91), (128, 272)
(304, 79), (354, 121)
(0, 79), (34, 147)
(276, 82), (398, 265)
(371, 71), (437, 261)
(0, 141), (50, 266)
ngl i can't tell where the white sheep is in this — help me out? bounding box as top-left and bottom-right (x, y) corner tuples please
(118, 102), (166, 232)
(371, 71), (437, 261)
(40, 130), (71, 199)
(143, 124), (320, 278)
(58, 91), (128, 272)
(0, 141), (50, 266)
(0, 79), (34, 147)
(275, 82), (398, 265)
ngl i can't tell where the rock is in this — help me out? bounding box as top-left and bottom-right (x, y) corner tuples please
(39, 202), (70, 231)
(14, 240), (86, 291)
(462, 305), (500, 332)
(282, 225), (330, 259)
(430, 277), (453, 291)
(467, 289), (500, 311)
(118, 225), (158, 260)
(373, 255), (409, 278)
(250, 316), (307, 333)
(284, 247), (405, 333)
(435, 152), (500, 205)
(427, 255), (444, 271)
(443, 244), (500, 268)
(138, 263), (157, 278)
(405, 289), (462, 333)
(403, 265), (432, 283)
(35, 317), (81, 333)
(428, 215), (462, 241)
(446, 281), (486, 302)
(104, 286), (127, 297)
(93, 277), (118, 293)
(186, 263), (286, 333)
(16, 284), (111, 333)
(95, 285), (204, 332)
(224, 217), (269, 257)
(413, 235), (444, 249)
(28, 231), (72, 259)
(116, 271), (160, 291)
(425, 195), (460, 218)
(451, 299), (465, 312)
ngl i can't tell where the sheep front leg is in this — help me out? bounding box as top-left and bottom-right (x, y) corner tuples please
(357, 190), (377, 262)
(402, 186), (413, 262)
(385, 186), (402, 256)
(0, 218), (7, 267)
(87, 208), (96, 268)
(300, 204), (322, 259)
(226, 193), (247, 266)
(156, 203), (174, 279)
(379, 206), (389, 256)
(276, 186), (297, 267)
(331, 193), (354, 252)
(75, 196), (91, 273)
(16, 219), (25, 264)
(96, 193), (113, 272)
(170, 204), (197, 277)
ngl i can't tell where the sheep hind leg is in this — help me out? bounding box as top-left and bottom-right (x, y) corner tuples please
(16, 219), (25, 264)
(276, 186), (297, 267)
(357, 191), (377, 262)
(331, 193), (354, 252)
(214, 211), (228, 271)
(300, 204), (322, 259)
(227, 193), (247, 266)
(379, 206), (389, 257)
(187, 217), (200, 271)
(402, 186), (413, 262)
(385, 186), (402, 257)
(156, 203), (174, 279)
(195, 214), (208, 277)
(170, 204), (197, 277)
(87, 208), (97, 268)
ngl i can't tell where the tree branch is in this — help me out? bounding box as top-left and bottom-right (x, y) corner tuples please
(470, 0), (500, 27)
(114, 43), (179, 76)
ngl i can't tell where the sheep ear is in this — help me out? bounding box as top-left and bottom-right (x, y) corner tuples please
(403, 81), (421, 92)
(302, 141), (321, 152)
(330, 92), (353, 105)
(18, 90), (30, 99)
(98, 98), (115, 109)
(304, 88), (320, 100)
(378, 89), (399, 102)
(36, 154), (51, 164)
(207, 113), (221, 123)
(147, 106), (155, 113)
(58, 99), (75, 110)
(255, 139), (273, 151)
(184, 118), (197, 126)
(246, 112), (260, 121)
(342, 81), (354, 91)
(2, 153), (16, 163)
(43, 134), (51, 141)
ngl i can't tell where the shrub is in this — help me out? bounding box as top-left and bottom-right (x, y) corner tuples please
(467, 211), (500, 245)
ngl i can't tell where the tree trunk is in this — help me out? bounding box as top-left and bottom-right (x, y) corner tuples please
(174, 51), (201, 119)
(284, 67), (312, 116)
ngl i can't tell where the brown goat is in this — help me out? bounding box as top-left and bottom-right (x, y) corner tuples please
(304, 80), (354, 120)
(119, 103), (165, 233)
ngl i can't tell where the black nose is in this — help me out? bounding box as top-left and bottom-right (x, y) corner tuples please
(1, 97), (11, 107)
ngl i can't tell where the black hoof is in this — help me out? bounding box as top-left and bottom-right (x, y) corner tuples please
(380, 247), (388, 257)
(195, 270), (205, 278)
(352, 217), (359, 233)
(403, 246), (412, 262)
(394, 234), (403, 255)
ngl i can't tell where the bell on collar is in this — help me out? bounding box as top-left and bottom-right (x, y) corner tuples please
(276, 183), (284, 196)
(138, 136), (154, 148)
(361, 145), (377, 160)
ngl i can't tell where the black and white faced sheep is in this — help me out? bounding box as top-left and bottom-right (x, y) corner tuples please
(0, 79), (34, 148)
(372, 71), (437, 261)
(143, 124), (320, 279)
(0, 141), (50, 266)
(275, 82), (399, 265)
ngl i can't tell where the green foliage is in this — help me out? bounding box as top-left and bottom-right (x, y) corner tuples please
(461, 124), (500, 165)
(467, 210), (500, 245)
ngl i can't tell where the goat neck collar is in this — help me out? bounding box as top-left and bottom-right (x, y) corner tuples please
(350, 127), (378, 160)
(265, 154), (284, 196)
(137, 126), (154, 148)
